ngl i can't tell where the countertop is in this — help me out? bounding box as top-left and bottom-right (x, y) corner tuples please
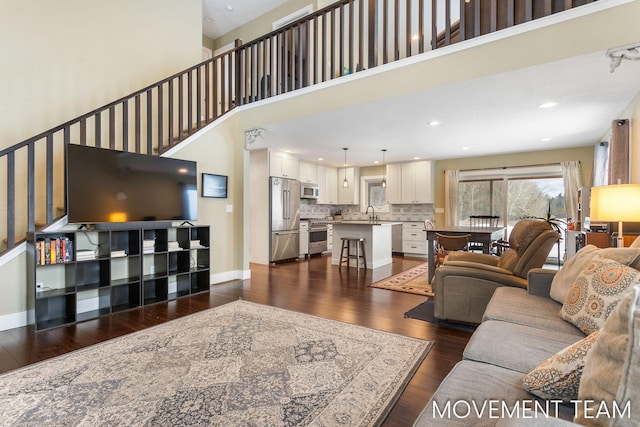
(332, 220), (403, 226)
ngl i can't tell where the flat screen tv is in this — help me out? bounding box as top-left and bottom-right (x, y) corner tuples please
(66, 144), (197, 224)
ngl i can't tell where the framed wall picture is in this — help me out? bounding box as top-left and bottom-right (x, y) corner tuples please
(201, 173), (228, 198)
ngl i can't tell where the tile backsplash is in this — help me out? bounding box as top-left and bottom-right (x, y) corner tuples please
(300, 200), (434, 222)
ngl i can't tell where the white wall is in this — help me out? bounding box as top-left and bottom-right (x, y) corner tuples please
(0, 0), (202, 147)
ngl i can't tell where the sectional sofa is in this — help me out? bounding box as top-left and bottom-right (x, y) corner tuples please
(414, 244), (640, 426)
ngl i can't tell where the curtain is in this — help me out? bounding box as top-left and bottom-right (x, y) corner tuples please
(444, 169), (459, 227)
(561, 161), (582, 225)
(593, 141), (609, 186)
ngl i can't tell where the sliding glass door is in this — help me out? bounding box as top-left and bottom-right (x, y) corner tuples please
(458, 165), (566, 264)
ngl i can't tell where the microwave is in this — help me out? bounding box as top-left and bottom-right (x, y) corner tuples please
(300, 183), (319, 199)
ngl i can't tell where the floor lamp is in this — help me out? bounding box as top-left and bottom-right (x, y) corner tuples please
(590, 184), (640, 248)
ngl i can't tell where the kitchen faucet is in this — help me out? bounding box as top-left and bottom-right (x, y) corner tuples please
(366, 205), (377, 222)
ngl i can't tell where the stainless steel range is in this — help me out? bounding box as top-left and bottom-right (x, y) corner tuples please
(308, 220), (330, 255)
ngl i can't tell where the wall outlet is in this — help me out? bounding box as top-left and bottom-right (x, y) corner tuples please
(226, 204), (233, 213)
(36, 282), (43, 291)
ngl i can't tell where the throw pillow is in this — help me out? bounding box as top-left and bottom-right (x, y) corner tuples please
(560, 256), (640, 335)
(576, 286), (640, 426)
(551, 246), (640, 304)
(522, 329), (600, 402)
(550, 245), (599, 303)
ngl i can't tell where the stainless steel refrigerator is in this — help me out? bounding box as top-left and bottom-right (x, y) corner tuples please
(270, 177), (300, 262)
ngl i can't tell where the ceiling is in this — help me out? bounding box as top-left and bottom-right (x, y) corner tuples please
(201, 1), (640, 168)
(202, 0), (289, 40)
(258, 50), (640, 167)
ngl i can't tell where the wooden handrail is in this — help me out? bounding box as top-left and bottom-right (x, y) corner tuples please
(0, 0), (596, 254)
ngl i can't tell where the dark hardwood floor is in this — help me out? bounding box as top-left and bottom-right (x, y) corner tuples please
(0, 254), (471, 426)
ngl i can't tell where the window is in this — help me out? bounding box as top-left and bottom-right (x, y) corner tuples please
(360, 175), (389, 212)
(458, 165), (566, 263)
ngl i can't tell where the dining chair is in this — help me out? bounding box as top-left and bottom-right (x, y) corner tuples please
(469, 215), (500, 227)
(468, 215), (501, 251)
(434, 233), (471, 268)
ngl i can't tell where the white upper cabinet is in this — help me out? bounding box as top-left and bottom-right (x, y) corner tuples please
(317, 165), (338, 205)
(269, 151), (299, 179)
(386, 163), (403, 204)
(337, 167), (359, 205)
(299, 161), (318, 184)
(387, 160), (434, 204)
(402, 160), (433, 203)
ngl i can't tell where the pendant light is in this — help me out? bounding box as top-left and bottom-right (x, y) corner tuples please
(381, 149), (387, 188)
(342, 148), (349, 189)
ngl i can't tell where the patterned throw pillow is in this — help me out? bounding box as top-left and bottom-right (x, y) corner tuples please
(522, 330), (600, 401)
(560, 256), (640, 335)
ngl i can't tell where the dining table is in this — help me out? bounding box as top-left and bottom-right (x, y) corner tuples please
(426, 226), (505, 283)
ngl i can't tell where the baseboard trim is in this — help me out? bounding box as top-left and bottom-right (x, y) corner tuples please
(0, 310), (29, 332)
(211, 269), (251, 284)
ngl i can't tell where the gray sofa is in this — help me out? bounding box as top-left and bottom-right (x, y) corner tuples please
(414, 244), (640, 426)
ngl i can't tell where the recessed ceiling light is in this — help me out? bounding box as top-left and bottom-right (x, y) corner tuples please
(226, 5), (234, 11)
(538, 102), (558, 109)
(204, 17), (213, 23)
(285, 150), (292, 153)
(413, 157), (420, 160)
(411, 34), (420, 41)
(373, 160), (379, 164)
(317, 157), (324, 161)
(541, 137), (552, 142)
(461, 147), (470, 150)
(428, 120), (440, 126)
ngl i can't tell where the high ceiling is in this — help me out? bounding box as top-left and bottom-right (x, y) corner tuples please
(260, 50), (640, 167)
(201, 1), (640, 167)
(202, 0), (289, 40)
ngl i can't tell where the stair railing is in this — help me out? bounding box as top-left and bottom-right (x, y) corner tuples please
(1, 0), (595, 254)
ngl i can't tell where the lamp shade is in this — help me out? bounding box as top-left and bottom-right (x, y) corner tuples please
(590, 184), (640, 222)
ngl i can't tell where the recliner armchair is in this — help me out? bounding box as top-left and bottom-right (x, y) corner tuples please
(433, 219), (559, 324)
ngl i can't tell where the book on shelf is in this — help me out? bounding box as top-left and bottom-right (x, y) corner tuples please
(190, 240), (204, 249)
(143, 239), (156, 254)
(76, 249), (96, 261)
(110, 250), (127, 258)
(36, 237), (73, 265)
(168, 241), (181, 251)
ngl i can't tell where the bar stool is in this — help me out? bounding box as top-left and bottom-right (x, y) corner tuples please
(339, 237), (367, 270)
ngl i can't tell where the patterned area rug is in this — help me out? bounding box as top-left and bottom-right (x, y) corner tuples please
(370, 263), (434, 296)
(0, 300), (432, 426)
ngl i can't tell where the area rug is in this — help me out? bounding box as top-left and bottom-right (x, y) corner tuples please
(0, 300), (432, 426)
(370, 263), (434, 296)
(404, 299), (477, 333)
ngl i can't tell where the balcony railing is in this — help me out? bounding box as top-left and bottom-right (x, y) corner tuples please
(1, 0), (595, 253)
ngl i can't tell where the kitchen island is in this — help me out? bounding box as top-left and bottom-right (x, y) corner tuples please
(331, 221), (402, 269)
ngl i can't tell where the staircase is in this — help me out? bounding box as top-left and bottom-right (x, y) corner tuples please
(0, 0), (595, 256)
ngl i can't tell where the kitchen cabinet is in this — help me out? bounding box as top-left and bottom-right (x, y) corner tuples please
(387, 161), (434, 204)
(269, 151), (299, 179)
(337, 167), (359, 205)
(402, 160), (433, 203)
(402, 221), (427, 256)
(386, 164), (403, 204)
(391, 223), (403, 252)
(299, 221), (309, 257)
(299, 161), (318, 184)
(318, 165), (338, 205)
